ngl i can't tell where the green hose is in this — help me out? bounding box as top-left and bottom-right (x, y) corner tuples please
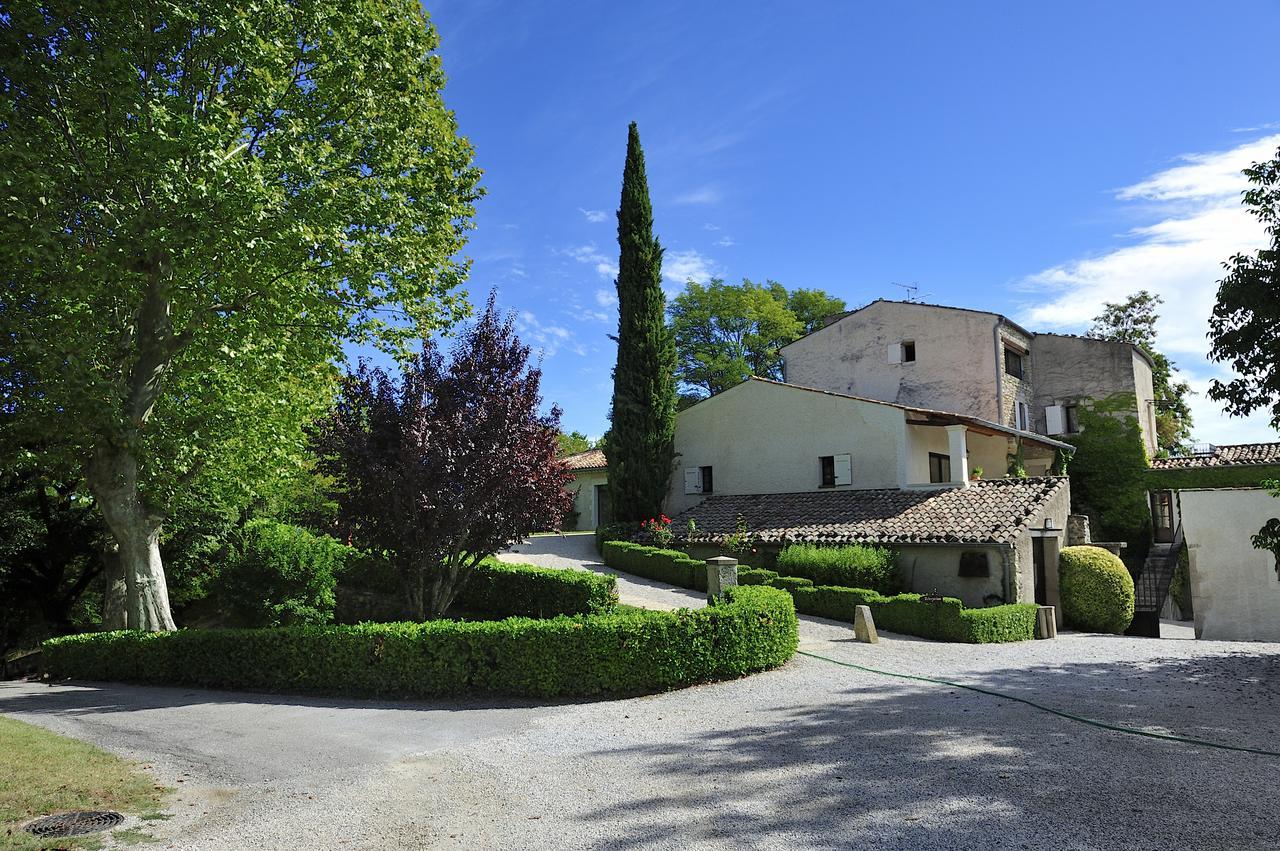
(796, 649), (1280, 758)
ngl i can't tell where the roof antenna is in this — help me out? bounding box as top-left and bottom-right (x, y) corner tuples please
(893, 282), (921, 303)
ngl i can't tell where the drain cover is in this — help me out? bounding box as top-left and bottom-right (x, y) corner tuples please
(25, 811), (124, 837)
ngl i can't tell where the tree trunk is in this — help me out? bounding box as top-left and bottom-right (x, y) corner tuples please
(101, 542), (127, 631)
(86, 442), (176, 631)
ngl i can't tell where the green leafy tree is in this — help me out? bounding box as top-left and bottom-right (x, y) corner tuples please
(669, 278), (846, 401)
(605, 123), (677, 522)
(1209, 147), (1280, 428)
(557, 431), (599, 457)
(1087, 291), (1193, 449)
(0, 1), (482, 630)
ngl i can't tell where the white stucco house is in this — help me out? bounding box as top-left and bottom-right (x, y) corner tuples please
(562, 448), (609, 532)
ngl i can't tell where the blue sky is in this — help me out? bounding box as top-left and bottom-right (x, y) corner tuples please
(422, 1), (1280, 444)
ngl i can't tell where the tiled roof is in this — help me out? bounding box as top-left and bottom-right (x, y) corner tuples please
(562, 448), (607, 471)
(1150, 443), (1280, 470)
(673, 477), (1069, 546)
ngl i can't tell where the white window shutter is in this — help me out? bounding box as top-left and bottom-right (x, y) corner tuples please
(684, 467), (703, 495)
(1045, 405), (1065, 435)
(833, 454), (853, 486)
(886, 343), (901, 364)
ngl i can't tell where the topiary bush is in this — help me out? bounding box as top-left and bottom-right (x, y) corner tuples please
(776, 543), (898, 592)
(215, 520), (355, 627)
(1058, 545), (1135, 634)
(42, 586), (798, 698)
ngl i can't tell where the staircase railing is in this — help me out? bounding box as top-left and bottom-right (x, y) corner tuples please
(1126, 524), (1182, 637)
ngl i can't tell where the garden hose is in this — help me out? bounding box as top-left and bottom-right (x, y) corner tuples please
(796, 649), (1280, 758)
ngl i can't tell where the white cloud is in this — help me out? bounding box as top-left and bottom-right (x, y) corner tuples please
(580, 208), (609, 223)
(594, 289), (618, 308)
(663, 249), (719, 286)
(562, 243), (618, 280)
(674, 186), (720, 205)
(702, 223), (721, 231)
(715, 236), (736, 248)
(516, 310), (574, 357)
(1017, 133), (1280, 444)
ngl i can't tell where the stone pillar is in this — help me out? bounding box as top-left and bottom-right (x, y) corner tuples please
(706, 556), (739, 600)
(853, 605), (879, 643)
(1067, 514), (1091, 546)
(1035, 606), (1058, 639)
(945, 424), (970, 486)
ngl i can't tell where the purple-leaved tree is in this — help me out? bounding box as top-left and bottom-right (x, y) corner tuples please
(313, 296), (572, 619)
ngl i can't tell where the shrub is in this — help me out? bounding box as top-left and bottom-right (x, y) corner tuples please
(455, 558), (618, 617)
(595, 521), (640, 553)
(215, 521), (354, 627)
(785, 585), (1037, 643)
(601, 541), (701, 588)
(42, 587), (798, 698)
(1058, 546), (1135, 634)
(776, 543), (897, 592)
(738, 568), (780, 586)
(768, 576), (815, 592)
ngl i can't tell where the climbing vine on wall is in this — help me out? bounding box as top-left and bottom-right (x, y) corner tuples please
(1061, 393), (1152, 560)
(1252, 479), (1280, 581)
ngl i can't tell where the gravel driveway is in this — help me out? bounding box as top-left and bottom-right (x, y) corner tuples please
(4, 534), (1279, 849)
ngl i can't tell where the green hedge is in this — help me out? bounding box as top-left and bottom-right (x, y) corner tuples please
(768, 576), (815, 592)
(738, 568), (780, 586)
(1058, 546), (1135, 634)
(42, 587), (797, 698)
(775, 543), (897, 593)
(786, 585), (1038, 643)
(215, 520), (355, 627)
(455, 558), (618, 617)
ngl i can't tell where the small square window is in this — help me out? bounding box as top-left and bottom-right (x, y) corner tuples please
(700, 465), (714, 494)
(928, 452), (951, 484)
(959, 551), (990, 577)
(819, 455), (835, 488)
(901, 341), (916, 362)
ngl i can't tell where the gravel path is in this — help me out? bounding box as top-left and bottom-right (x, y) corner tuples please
(4, 535), (1279, 849)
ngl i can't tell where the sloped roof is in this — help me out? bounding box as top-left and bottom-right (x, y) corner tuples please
(562, 448), (607, 471)
(673, 477), (1069, 546)
(1150, 443), (1280, 470)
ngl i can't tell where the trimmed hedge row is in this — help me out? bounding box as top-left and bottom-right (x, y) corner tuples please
(42, 586), (799, 699)
(786, 585), (1039, 643)
(456, 558), (618, 617)
(602, 540), (1037, 643)
(337, 556), (618, 622)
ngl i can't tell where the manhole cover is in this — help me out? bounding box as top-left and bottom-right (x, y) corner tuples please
(24, 811), (124, 837)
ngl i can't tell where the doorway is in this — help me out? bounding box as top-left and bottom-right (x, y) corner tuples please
(1151, 490), (1175, 543)
(594, 484), (612, 529)
(1032, 536), (1048, 606)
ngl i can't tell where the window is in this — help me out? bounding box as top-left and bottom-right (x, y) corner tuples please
(1004, 346), (1024, 379)
(683, 466), (710, 495)
(1065, 404), (1080, 434)
(958, 551), (991, 577)
(928, 452), (951, 484)
(700, 465), (714, 494)
(901, 341), (916, 362)
(1016, 401), (1029, 432)
(819, 454), (853, 487)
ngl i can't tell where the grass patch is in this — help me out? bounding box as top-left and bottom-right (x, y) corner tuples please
(0, 716), (168, 850)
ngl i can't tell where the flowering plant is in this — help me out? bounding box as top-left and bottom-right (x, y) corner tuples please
(641, 515), (674, 547)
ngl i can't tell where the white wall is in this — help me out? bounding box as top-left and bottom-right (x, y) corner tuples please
(568, 470), (608, 530)
(666, 379), (905, 515)
(1180, 488), (1280, 641)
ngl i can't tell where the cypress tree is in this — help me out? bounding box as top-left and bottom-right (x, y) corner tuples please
(605, 123), (677, 522)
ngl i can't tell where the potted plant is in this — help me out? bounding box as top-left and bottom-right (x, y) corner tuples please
(970, 466), (983, 481)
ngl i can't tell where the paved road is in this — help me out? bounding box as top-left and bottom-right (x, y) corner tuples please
(4, 535), (1279, 849)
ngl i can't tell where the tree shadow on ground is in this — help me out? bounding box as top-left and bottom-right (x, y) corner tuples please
(575, 652), (1280, 850)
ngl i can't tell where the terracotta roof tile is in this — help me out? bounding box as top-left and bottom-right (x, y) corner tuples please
(673, 477), (1069, 546)
(1150, 443), (1280, 470)
(563, 448), (607, 471)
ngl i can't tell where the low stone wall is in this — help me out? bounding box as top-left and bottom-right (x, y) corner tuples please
(1179, 487), (1280, 641)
